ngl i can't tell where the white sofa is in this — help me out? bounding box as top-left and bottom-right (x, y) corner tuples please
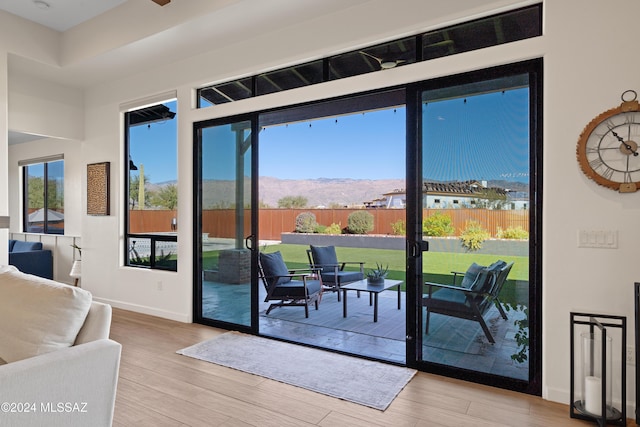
(0, 265), (121, 427)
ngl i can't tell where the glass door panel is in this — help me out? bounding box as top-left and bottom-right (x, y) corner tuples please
(419, 74), (532, 383)
(196, 119), (254, 327)
(256, 91), (407, 363)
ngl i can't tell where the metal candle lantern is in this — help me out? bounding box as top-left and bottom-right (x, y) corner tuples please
(570, 312), (626, 426)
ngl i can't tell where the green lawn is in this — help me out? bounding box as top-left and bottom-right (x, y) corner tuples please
(202, 243), (529, 306)
(264, 243), (527, 278)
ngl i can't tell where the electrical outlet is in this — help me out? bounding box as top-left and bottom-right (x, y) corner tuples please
(157, 281), (163, 291)
(626, 346), (635, 365)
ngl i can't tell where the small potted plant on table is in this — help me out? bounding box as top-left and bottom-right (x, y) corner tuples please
(367, 263), (388, 285)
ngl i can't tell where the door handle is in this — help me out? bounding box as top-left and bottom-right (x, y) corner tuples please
(245, 235), (254, 250)
(407, 240), (417, 257)
(407, 240), (429, 257)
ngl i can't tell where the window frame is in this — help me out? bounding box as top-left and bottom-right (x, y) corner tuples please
(196, 4), (541, 107)
(123, 97), (178, 271)
(21, 156), (64, 235)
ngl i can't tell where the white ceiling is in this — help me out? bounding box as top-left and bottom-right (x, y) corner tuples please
(3, 0), (376, 89)
(2, 0), (511, 145)
(0, 0), (127, 32)
(2, 0), (374, 144)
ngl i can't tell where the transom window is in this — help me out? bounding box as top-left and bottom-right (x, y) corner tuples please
(197, 4), (541, 107)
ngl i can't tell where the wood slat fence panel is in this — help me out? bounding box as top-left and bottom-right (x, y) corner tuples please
(129, 208), (529, 240)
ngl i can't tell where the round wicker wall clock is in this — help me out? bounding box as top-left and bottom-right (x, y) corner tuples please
(577, 90), (640, 193)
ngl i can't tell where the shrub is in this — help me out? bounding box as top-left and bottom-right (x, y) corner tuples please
(278, 195), (308, 208)
(496, 226), (529, 240)
(322, 223), (342, 235)
(422, 212), (454, 236)
(314, 224), (327, 234)
(295, 212), (318, 233)
(390, 219), (406, 236)
(460, 220), (490, 251)
(347, 211), (374, 234)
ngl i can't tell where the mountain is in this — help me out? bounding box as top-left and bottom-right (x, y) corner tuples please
(192, 177), (530, 209)
(258, 177), (406, 208)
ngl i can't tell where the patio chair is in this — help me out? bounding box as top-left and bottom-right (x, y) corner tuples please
(422, 260), (513, 344)
(307, 245), (364, 301)
(258, 251), (322, 318)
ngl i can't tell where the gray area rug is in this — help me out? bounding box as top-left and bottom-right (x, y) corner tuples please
(177, 331), (416, 410)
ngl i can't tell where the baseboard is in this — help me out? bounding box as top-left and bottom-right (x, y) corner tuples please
(544, 385), (567, 404)
(93, 297), (191, 323)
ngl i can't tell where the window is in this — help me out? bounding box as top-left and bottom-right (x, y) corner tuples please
(124, 99), (178, 271)
(197, 4), (541, 107)
(22, 157), (64, 234)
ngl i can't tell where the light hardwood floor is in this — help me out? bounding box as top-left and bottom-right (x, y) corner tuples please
(110, 308), (620, 426)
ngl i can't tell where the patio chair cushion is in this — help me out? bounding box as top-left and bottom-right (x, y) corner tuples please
(428, 288), (471, 310)
(310, 245), (338, 267)
(270, 279), (322, 298)
(259, 251), (291, 287)
(460, 262), (485, 288)
(487, 260), (507, 272)
(468, 268), (494, 293)
(321, 270), (363, 285)
(466, 260), (506, 293)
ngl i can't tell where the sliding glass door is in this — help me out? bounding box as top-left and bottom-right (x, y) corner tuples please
(194, 116), (257, 329)
(192, 60), (542, 394)
(411, 60), (541, 393)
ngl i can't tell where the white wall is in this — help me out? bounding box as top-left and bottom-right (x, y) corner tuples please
(0, 52), (8, 265)
(8, 72), (83, 140)
(6, 0), (640, 411)
(542, 0), (640, 407)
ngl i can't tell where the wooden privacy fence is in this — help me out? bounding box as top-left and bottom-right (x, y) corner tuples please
(130, 208), (529, 240)
(129, 210), (178, 233)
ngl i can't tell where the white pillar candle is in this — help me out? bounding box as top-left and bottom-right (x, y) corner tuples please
(584, 375), (602, 416)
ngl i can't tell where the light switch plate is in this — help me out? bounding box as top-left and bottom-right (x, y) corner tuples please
(577, 230), (618, 249)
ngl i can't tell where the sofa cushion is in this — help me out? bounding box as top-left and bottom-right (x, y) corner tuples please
(11, 240), (43, 252)
(8, 239), (15, 252)
(0, 265), (92, 363)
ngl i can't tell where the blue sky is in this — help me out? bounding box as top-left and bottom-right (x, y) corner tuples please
(422, 88), (530, 183)
(259, 108), (406, 180)
(129, 100), (178, 184)
(133, 88), (530, 184)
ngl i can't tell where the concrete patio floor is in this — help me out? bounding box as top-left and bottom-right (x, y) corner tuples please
(201, 280), (528, 381)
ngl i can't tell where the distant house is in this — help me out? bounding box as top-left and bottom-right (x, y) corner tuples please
(365, 180), (527, 210)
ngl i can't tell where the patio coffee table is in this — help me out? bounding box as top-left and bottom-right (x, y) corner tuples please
(341, 279), (403, 322)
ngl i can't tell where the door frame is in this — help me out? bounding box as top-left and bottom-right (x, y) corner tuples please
(192, 59), (543, 395)
(192, 113), (260, 333)
(405, 59), (543, 395)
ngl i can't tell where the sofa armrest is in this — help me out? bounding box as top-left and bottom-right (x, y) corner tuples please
(0, 339), (122, 427)
(8, 250), (53, 279)
(75, 302), (112, 345)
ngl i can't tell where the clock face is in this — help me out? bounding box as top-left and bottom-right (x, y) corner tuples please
(577, 100), (640, 192)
